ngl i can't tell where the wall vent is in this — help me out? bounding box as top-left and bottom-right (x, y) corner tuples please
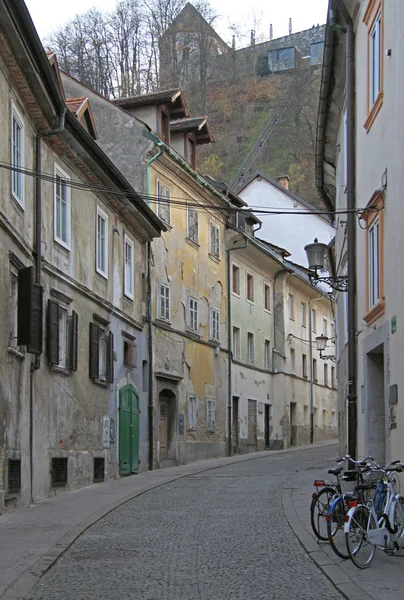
(51, 457), (68, 486)
(8, 459), (21, 493)
(93, 457), (105, 483)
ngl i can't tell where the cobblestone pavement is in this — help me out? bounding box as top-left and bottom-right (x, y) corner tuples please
(28, 446), (343, 600)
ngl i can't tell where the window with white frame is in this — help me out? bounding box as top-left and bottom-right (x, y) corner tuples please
(324, 363), (328, 387)
(264, 284), (271, 311)
(187, 297), (198, 332)
(312, 308), (317, 332)
(302, 302), (307, 327)
(247, 332), (254, 364)
(124, 235), (134, 299)
(47, 300), (78, 372)
(96, 207), (108, 278)
(187, 207), (198, 243)
(156, 180), (170, 224)
(233, 326), (240, 360)
(210, 223), (220, 258)
(232, 264), (240, 294)
(11, 103), (24, 207)
(302, 353), (308, 378)
(9, 269), (18, 348)
(158, 282), (170, 320)
(210, 308), (220, 342)
(289, 294), (294, 320)
(369, 217), (380, 308)
(264, 339), (270, 369)
(54, 166), (70, 249)
(188, 394), (198, 430)
(290, 348), (296, 374)
(246, 273), (254, 302)
(369, 10), (381, 107)
(206, 397), (216, 431)
(313, 358), (318, 382)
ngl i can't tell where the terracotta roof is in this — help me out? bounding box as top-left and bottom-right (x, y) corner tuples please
(170, 116), (214, 144)
(114, 89), (189, 118)
(65, 96), (98, 139)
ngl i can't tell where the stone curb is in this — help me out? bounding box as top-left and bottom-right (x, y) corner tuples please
(0, 439), (337, 600)
(282, 461), (374, 600)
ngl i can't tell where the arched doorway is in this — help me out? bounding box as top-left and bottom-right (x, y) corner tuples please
(158, 389), (176, 462)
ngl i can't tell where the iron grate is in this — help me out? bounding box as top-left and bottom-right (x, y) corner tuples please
(93, 457), (105, 483)
(8, 459), (21, 493)
(51, 457), (68, 486)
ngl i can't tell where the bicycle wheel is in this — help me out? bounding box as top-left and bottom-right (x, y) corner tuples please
(310, 487), (335, 541)
(345, 505), (376, 569)
(393, 497), (404, 539)
(328, 496), (350, 559)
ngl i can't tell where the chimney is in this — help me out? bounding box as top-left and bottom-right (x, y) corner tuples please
(270, 24), (273, 40)
(289, 18), (292, 35)
(277, 175), (290, 190)
(232, 34), (236, 50)
(250, 29), (255, 46)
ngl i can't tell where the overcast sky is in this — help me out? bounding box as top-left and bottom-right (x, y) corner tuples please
(24, 0), (328, 45)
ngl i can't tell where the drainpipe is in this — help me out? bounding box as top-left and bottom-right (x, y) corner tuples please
(334, 0), (357, 459)
(29, 111), (66, 503)
(145, 144), (164, 471)
(226, 237), (249, 456)
(308, 295), (325, 444)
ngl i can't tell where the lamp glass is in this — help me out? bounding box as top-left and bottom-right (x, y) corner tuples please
(316, 334), (328, 351)
(304, 241), (328, 271)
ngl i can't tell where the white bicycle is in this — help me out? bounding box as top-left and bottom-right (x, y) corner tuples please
(344, 461), (404, 568)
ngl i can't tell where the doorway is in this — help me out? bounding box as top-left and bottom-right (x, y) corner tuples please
(248, 399), (257, 448)
(366, 345), (386, 465)
(290, 402), (297, 447)
(119, 384), (139, 475)
(232, 396), (239, 454)
(158, 389), (176, 461)
(264, 404), (272, 449)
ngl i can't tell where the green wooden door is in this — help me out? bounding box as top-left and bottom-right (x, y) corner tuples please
(119, 384), (139, 475)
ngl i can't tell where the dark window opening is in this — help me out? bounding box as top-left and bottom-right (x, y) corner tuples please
(51, 457), (68, 486)
(93, 457), (105, 482)
(123, 339), (137, 369)
(188, 136), (197, 169)
(8, 459), (21, 493)
(161, 109), (170, 143)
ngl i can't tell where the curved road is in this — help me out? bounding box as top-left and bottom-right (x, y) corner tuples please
(28, 446), (343, 600)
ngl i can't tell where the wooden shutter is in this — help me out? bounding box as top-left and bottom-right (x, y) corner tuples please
(47, 300), (60, 366)
(106, 331), (114, 383)
(89, 322), (99, 379)
(70, 311), (78, 372)
(17, 266), (43, 354)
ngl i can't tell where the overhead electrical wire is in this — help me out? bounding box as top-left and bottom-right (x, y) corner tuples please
(0, 161), (384, 218)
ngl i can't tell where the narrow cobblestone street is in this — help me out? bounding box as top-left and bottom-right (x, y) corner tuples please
(27, 446), (343, 600)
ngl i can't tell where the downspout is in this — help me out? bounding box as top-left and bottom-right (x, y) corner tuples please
(226, 237), (249, 456)
(145, 144), (163, 471)
(30, 109), (66, 503)
(308, 295), (325, 444)
(334, 0), (357, 459)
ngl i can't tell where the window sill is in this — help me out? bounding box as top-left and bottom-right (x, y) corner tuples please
(95, 269), (108, 281)
(363, 298), (385, 325)
(264, 308), (271, 314)
(246, 298), (255, 305)
(185, 328), (200, 340)
(54, 238), (71, 253)
(52, 365), (71, 376)
(11, 194), (25, 212)
(92, 378), (109, 387)
(159, 220), (172, 230)
(8, 346), (25, 359)
(186, 238), (199, 249)
(231, 291), (241, 298)
(124, 293), (134, 302)
(364, 91), (383, 132)
(208, 253), (220, 264)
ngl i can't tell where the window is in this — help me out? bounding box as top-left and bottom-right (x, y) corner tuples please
(290, 348), (296, 374)
(288, 294), (294, 320)
(332, 410), (337, 429)
(310, 41), (324, 66)
(89, 322), (114, 383)
(304, 406), (309, 427)
(187, 207), (198, 244)
(313, 358), (318, 382)
(47, 299), (78, 371)
(15, 266), (43, 355)
(302, 354), (308, 379)
(232, 264), (240, 294)
(124, 235), (134, 299)
(302, 303), (307, 327)
(160, 109), (170, 143)
(323, 409), (327, 429)
(96, 207), (108, 278)
(188, 394), (198, 430)
(364, 1), (383, 130)
(247, 332), (254, 364)
(188, 136), (197, 169)
(210, 223), (220, 258)
(187, 297), (198, 332)
(233, 326), (240, 360)
(51, 457), (68, 487)
(323, 317), (328, 338)
(156, 180), (170, 224)
(54, 165), (70, 249)
(158, 282), (170, 321)
(363, 192), (385, 324)
(324, 363), (328, 387)
(264, 284), (271, 311)
(246, 273), (254, 302)
(11, 103), (24, 206)
(268, 47), (295, 72)
(331, 366), (336, 389)
(9, 269), (18, 348)
(311, 308), (317, 332)
(369, 218), (380, 308)
(210, 308), (220, 342)
(207, 398), (216, 431)
(264, 340), (271, 369)
(123, 337), (137, 369)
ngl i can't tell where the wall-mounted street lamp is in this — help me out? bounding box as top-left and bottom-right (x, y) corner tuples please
(315, 334), (336, 362)
(304, 239), (348, 292)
